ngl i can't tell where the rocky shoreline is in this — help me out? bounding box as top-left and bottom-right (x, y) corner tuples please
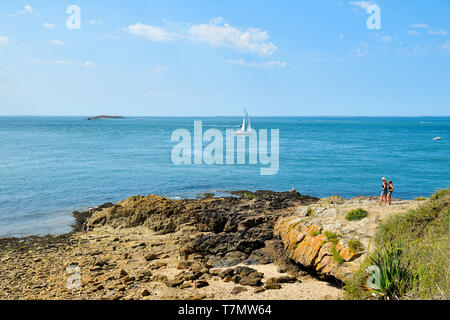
(0, 190), (420, 300)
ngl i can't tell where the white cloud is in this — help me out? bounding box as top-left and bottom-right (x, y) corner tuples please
(24, 5), (33, 13)
(349, 1), (373, 10)
(50, 40), (64, 46)
(309, 52), (347, 63)
(125, 17), (277, 55)
(127, 23), (174, 41)
(101, 34), (120, 39)
(43, 23), (55, 29)
(227, 59), (285, 68)
(9, 5), (37, 18)
(83, 61), (95, 67)
(89, 18), (103, 26)
(309, 52), (329, 62)
(351, 47), (364, 57)
(371, 33), (392, 44)
(397, 44), (430, 57)
(406, 30), (420, 36)
(409, 23), (446, 36)
(53, 60), (73, 65)
(411, 23), (429, 29)
(442, 41), (450, 53)
(188, 18), (277, 55)
(0, 36), (9, 45)
(153, 65), (166, 72)
(126, 18), (278, 56)
(428, 29), (447, 36)
(379, 35), (392, 43)
(20, 58), (95, 67)
(47, 60), (72, 65)
(350, 42), (369, 57)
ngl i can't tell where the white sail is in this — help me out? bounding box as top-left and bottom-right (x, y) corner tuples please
(235, 108), (252, 136)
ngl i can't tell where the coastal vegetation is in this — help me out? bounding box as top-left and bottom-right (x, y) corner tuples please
(323, 231), (344, 264)
(306, 207), (315, 216)
(345, 188), (450, 300)
(347, 239), (364, 252)
(345, 208), (368, 221)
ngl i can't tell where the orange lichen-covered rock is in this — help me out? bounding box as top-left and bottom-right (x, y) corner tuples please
(293, 233), (327, 267)
(339, 247), (358, 262)
(284, 224), (308, 250)
(335, 239), (344, 253)
(274, 216), (365, 283)
(315, 255), (331, 272)
(315, 241), (333, 266)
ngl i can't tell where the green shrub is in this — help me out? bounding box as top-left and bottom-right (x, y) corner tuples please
(345, 208), (368, 221)
(414, 196), (428, 201)
(323, 230), (340, 243)
(430, 188), (449, 201)
(348, 239), (364, 252)
(242, 192), (257, 199)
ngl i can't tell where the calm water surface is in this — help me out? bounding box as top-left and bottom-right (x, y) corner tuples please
(0, 116), (449, 236)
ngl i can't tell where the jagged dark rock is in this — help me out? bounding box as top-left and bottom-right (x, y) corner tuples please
(87, 191), (319, 268)
(71, 202), (114, 232)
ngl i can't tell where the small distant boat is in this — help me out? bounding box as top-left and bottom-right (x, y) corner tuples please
(433, 136), (442, 140)
(235, 108), (253, 136)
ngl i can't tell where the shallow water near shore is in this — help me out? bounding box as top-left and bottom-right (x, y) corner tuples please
(0, 116), (449, 237)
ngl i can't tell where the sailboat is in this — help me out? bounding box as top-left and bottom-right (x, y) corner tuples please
(235, 108), (253, 136)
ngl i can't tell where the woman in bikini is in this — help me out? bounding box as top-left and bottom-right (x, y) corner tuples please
(379, 177), (388, 206)
(387, 180), (394, 205)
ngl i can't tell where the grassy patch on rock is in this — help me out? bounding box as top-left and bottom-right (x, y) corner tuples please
(311, 230), (321, 237)
(345, 208), (368, 221)
(345, 188), (450, 300)
(323, 231), (344, 264)
(347, 239), (364, 252)
(306, 207), (315, 216)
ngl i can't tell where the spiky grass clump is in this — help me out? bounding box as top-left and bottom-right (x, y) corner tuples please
(345, 208), (368, 221)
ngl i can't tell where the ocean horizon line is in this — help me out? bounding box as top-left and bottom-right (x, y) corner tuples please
(1, 115), (450, 118)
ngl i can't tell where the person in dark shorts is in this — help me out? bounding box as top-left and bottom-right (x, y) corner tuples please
(82, 222), (88, 235)
(387, 180), (394, 205)
(379, 177), (388, 206)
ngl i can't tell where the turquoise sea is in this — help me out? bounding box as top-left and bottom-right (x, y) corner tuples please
(0, 116), (449, 237)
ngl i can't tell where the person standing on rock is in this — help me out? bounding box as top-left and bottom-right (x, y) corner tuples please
(387, 180), (394, 205)
(82, 222), (88, 235)
(379, 177), (388, 206)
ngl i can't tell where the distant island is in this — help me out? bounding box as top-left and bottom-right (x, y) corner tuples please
(86, 115), (125, 120)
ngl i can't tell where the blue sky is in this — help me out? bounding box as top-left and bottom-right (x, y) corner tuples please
(0, 0), (449, 116)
